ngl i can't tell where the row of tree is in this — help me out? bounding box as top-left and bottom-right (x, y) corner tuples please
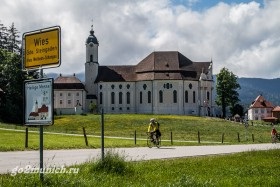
(0, 21), (37, 123)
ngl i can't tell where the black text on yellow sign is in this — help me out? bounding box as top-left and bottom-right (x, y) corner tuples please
(23, 26), (61, 69)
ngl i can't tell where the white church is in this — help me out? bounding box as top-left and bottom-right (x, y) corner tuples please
(54, 27), (214, 116)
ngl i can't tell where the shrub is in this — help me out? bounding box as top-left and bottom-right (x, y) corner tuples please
(91, 150), (133, 175)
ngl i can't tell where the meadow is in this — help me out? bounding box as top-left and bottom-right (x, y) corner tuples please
(0, 114), (276, 151)
(0, 114), (279, 186)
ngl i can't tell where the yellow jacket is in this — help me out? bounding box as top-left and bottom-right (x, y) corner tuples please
(148, 122), (159, 132)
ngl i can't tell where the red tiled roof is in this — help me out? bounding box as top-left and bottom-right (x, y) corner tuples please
(272, 106), (280, 112)
(29, 112), (39, 117)
(38, 104), (48, 113)
(54, 76), (85, 89)
(249, 95), (274, 108)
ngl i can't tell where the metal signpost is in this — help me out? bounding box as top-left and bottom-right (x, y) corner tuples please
(22, 26), (61, 181)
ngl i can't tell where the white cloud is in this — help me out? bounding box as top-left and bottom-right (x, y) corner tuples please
(0, 0), (279, 78)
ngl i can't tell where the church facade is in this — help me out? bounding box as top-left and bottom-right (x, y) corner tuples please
(84, 28), (214, 116)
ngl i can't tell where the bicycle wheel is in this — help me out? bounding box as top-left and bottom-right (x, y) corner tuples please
(156, 137), (161, 148)
(147, 136), (152, 148)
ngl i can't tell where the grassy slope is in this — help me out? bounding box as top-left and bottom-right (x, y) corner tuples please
(0, 114), (275, 151)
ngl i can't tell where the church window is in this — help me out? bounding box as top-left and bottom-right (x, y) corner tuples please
(193, 91), (196, 103)
(119, 84), (122, 89)
(159, 90), (163, 103)
(68, 93), (71, 97)
(99, 85), (102, 90)
(126, 92), (130, 104)
(185, 91), (188, 103)
(99, 92), (103, 104)
(111, 92), (115, 104)
(76, 92), (79, 96)
(143, 84), (147, 90)
(173, 90), (177, 103)
(90, 55), (93, 62)
(148, 91), (151, 103)
(207, 91), (210, 101)
(111, 85), (115, 89)
(119, 92), (123, 104)
(140, 91), (143, 104)
(126, 84), (130, 89)
(60, 100), (63, 105)
(189, 83), (192, 89)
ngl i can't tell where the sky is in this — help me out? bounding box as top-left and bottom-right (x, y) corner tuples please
(0, 0), (279, 79)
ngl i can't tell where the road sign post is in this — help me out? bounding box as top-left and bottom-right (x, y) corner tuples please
(22, 26), (61, 181)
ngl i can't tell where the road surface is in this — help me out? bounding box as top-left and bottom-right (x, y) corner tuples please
(0, 143), (279, 174)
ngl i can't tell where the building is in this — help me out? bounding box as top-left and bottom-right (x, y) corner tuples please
(84, 27), (214, 115)
(247, 95), (275, 121)
(53, 74), (86, 115)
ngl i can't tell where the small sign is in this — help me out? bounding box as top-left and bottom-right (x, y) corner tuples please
(22, 26), (61, 69)
(24, 78), (54, 125)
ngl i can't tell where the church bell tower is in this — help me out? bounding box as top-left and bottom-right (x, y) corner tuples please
(85, 25), (99, 111)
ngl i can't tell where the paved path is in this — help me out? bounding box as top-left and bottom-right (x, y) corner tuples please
(0, 143), (279, 174)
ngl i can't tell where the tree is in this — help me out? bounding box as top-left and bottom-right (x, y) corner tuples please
(0, 22), (37, 123)
(0, 49), (24, 122)
(216, 67), (241, 118)
(231, 103), (244, 117)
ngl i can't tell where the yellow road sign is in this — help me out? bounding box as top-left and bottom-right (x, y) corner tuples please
(23, 26), (61, 69)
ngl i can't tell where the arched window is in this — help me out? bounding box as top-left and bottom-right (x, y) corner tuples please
(193, 91), (196, 103)
(140, 91), (142, 104)
(173, 90), (177, 103)
(159, 90), (163, 103)
(111, 92), (115, 104)
(126, 92), (130, 104)
(148, 91), (151, 103)
(99, 92), (103, 104)
(90, 55), (93, 62)
(207, 91), (210, 101)
(119, 92), (123, 104)
(185, 91), (188, 103)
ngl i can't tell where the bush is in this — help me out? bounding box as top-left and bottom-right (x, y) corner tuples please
(91, 150), (133, 175)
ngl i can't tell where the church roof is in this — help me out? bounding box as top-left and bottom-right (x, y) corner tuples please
(95, 51), (211, 82)
(54, 75), (85, 89)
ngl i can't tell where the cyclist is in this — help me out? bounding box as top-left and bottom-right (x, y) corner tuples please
(271, 127), (277, 144)
(147, 118), (161, 142)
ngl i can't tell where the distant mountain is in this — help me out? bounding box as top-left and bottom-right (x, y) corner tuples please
(47, 72), (280, 107)
(237, 77), (280, 107)
(213, 76), (280, 107)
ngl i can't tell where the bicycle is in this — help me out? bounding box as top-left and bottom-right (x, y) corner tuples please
(271, 133), (279, 143)
(147, 132), (161, 148)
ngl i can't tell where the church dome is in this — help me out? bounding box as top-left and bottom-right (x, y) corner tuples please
(86, 29), (99, 45)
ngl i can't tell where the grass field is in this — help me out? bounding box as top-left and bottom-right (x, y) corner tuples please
(0, 149), (279, 186)
(0, 114), (276, 151)
(1, 114), (279, 186)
